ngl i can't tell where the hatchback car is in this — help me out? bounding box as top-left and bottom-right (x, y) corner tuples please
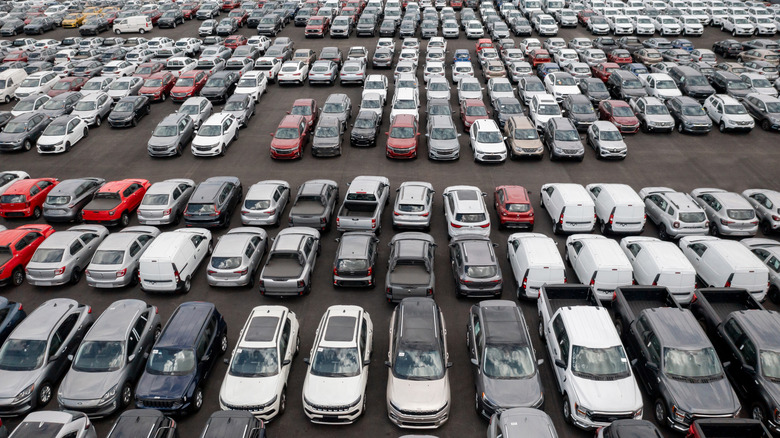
(449, 234), (503, 297)
(108, 96), (151, 128)
(223, 93), (255, 128)
(147, 113), (195, 157)
(85, 226), (161, 288)
(0, 178), (58, 219)
(43, 178), (105, 223)
(392, 181), (435, 231)
(494, 185), (534, 229)
(587, 120), (627, 159)
(192, 112), (240, 157)
(184, 176), (243, 228)
(469, 119), (507, 163)
(71, 92), (112, 127)
(36, 115), (89, 154)
(332, 232), (380, 287)
(136, 179), (195, 226)
(0, 112), (52, 152)
(207, 227), (267, 287)
(25, 225), (109, 286)
(0, 224), (55, 286)
(107, 77), (144, 101)
(691, 188), (759, 237)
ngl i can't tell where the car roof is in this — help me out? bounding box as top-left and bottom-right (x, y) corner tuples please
(13, 298), (79, 341)
(733, 310), (780, 351)
(398, 298), (440, 347)
(499, 185), (530, 203)
(156, 302), (214, 348)
(478, 301), (528, 346)
(86, 299), (147, 341)
(643, 307), (711, 348)
(202, 411), (258, 437)
(337, 232), (374, 258)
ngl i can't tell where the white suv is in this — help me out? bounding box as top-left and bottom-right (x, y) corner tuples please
(529, 94), (562, 130)
(469, 119), (508, 163)
(191, 112), (240, 156)
(234, 71), (268, 101)
(703, 94), (755, 132)
(302, 305), (373, 424)
(14, 71), (59, 99)
(443, 185), (491, 237)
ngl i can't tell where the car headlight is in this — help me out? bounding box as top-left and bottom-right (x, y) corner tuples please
(634, 408), (643, 418)
(575, 403), (592, 418)
(14, 384), (34, 402)
(101, 385), (118, 403)
(672, 405), (689, 422)
(481, 392), (497, 408)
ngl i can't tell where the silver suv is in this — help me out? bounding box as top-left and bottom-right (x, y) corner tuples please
(426, 115), (460, 160)
(639, 187), (709, 240)
(691, 188), (759, 237)
(742, 189), (780, 235)
(448, 234), (503, 297)
(393, 181), (435, 230)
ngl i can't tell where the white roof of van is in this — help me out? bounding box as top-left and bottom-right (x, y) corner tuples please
(640, 240), (695, 273)
(594, 183), (642, 204)
(515, 234), (564, 267)
(140, 232), (192, 260)
(553, 184), (595, 205)
(584, 238), (633, 269)
(707, 240), (769, 271)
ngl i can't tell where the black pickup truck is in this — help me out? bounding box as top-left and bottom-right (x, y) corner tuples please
(690, 288), (780, 433)
(687, 418), (772, 438)
(612, 286), (741, 432)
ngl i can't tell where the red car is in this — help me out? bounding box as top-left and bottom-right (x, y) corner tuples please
(134, 61), (165, 80)
(386, 114), (419, 159)
(598, 100), (640, 134)
(170, 70), (210, 102)
(81, 179), (151, 226)
(224, 35), (247, 50)
(3, 51), (28, 63)
(450, 0), (463, 8)
(494, 185), (534, 229)
(475, 38), (494, 54)
(0, 178), (58, 219)
(460, 99), (490, 131)
(270, 115), (308, 159)
(221, 0), (239, 10)
(305, 16), (331, 37)
(607, 49), (633, 66)
(181, 2), (200, 19)
(0, 224), (55, 287)
(577, 9), (597, 25)
(228, 8), (248, 26)
(103, 11), (118, 24)
(287, 98), (319, 132)
(528, 49), (552, 67)
(47, 76), (88, 97)
(592, 62), (621, 82)
(142, 8), (162, 24)
(139, 71), (176, 102)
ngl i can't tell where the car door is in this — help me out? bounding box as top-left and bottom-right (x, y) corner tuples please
(686, 242), (707, 276)
(634, 317), (662, 393)
(549, 314), (569, 389)
(97, 94), (110, 117)
(46, 312), (80, 381)
(721, 318), (758, 397)
(624, 242), (648, 283)
(467, 308), (483, 382)
(359, 315), (372, 386)
(567, 239), (585, 280)
(644, 194), (667, 224)
(190, 233), (209, 267)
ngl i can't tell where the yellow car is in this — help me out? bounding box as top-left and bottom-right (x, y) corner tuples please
(83, 6), (102, 15)
(62, 13), (85, 27)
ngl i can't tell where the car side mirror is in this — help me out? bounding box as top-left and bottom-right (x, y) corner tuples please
(646, 361), (659, 371)
(363, 358), (371, 366)
(283, 359), (292, 366)
(446, 361), (453, 368)
(537, 358), (545, 366)
(470, 357), (478, 366)
(303, 357), (310, 364)
(67, 354), (74, 362)
(202, 354), (210, 362)
(554, 359), (566, 368)
(384, 360), (392, 367)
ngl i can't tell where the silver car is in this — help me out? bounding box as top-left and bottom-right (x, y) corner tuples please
(340, 59), (367, 85)
(43, 177), (105, 223)
(359, 93), (383, 122)
(147, 113), (195, 157)
(223, 93), (255, 128)
(0, 298), (94, 415)
(426, 115), (461, 160)
(741, 238), (780, 301)
(57, 299), (161, 418)
(742, 189), (780, 235)
(85, 226), (161, 288)
(311, 116), (343, 157)
(630, 96), (676, 133)
(177, 96), (214, 129)
(26, 225), (109, 286)
(691, 188), (759, 237)
(639, 187), (709, 240)
(241, 180), (290, 226)
(107, 77), (144, 101)
(393, 181), (435, 230)
(207, 227), (268, 287)
(586, 120), (627, 159)
(9, 411), (97, 438)
(322, 93), (352, 129)
(71, 91), (112, 127)
(137, 179), (195, 226)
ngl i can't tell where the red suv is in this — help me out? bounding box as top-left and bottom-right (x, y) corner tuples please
(599, 100), (640, 134)
(182, 2), (200, 18)
(593, 62), (621, 82)
(139, 71), (176, 102)
(475, 39), (494, 54)
(460, 99), (490, 131)
(305, 16), (331, 37)
(0, 178), (58, 219)
(134, 62), (165, 80)
(48, 76), (88, 97)
(288, 98), (319, 132)
(224, 34), (247, 49)
(81, 179), (151, 226)
(270, 115), (308, 159)
(221, 0), (239, 10)
(170, 70), (210, 102)
(494, 185), (534, 229)
(0, 224), (55, 287)
(528, 49), (552, 67)
(386, 114), (419, 159)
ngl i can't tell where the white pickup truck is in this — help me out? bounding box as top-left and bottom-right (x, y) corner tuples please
(336, 176), (390, 233)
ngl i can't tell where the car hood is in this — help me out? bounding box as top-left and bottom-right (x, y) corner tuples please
(351, 126), (376, 137)
(223, 109), (247, 120)
(481, 374), (543, 408)
(171, 86), (197, 94)
(570, 373), (643, 412)
(388, 137), (416, 149)
(664, 375), (740, 415)
(612, 115), (639, 125)
(139, 86), (163, 94)
(429, 138), (459, 151)
(40, 109), (67, 117)
(0, 369), (39, 398)
(312, 136), (339, 148)
(387, 373), (449, 411)
(220, 374), (280, 407)
(509, 137), (543, 148)
(109, 110), (134, 119)
(588, 91), (612, 100)
(681, 114), (711, 124)
(201, 85), (227, 94)
(59, 368), (123, 400)
(571, 112), (599, 123)
(148, 135), (178, 147)
(0, 132), (26, 142)
(72, 109), (99, 118)
(271, 138), (301, 149)
(552, 139), (584, 150)
(303, 374), (363, 406)
(135, 371), (193, 400)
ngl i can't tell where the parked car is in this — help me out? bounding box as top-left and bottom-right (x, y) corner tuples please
(108, 96), (151, 128)
(288, 179), (339, 231)
(206, 227), (266, 287)
(105, 410), (177, 438)
(257, 227), (320, 296)
(82, 179), (151, 227)
(487, 408), (557, 438)
(41, 177), (104, 223)
(7, 411), (96, 438)
(0, 296), (26, 347)
(25, 224), (109, 286)
(691, 188), (759, 237)
(192, 112), (240, 157)
(0, 178), (58, 219)
(0, 224), (55, 286)
(137, 179), (194, 226)
(0, 112), (52, 152)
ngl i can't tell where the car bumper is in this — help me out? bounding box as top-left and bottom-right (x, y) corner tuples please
(86, 274), (133, 288)
(192, 144), (224, 156)
(140, 279), (184, 293)
(270, 147), (302, 159)
(138, 212), (175, 225)
(719, 225), (758, 236)
(680, 123), (712, 133)
(312, 146), (341, 157)
(108, 118), (135, 128)
(220, 398), (281, 421)
(0, 208), (33, 218)
(387, 147), (417, 159)
(457, 283), (502, 297)
(476, 394), (543, 420)
(184, 217), (223, 228)
(350, 136), (376, 147)
(474, 151), (507, 162)
(0, 397), (34, 416)
(59, 396), (119, 418)
(135, 398), (189, 413)
(597, 147), (627, 159)
(393, 216), (431, 229)
(428, 148), (459, 160)
(387, 401), (449, 429)
(241, 213), (278, 225)
(560, 221), (595, 233)
(207, 274), (251, 287)
(25, 273), (70, 286)
(0, 142), (26, 151)
(43, 209), (79, 222)
(303, 399), (363, 424)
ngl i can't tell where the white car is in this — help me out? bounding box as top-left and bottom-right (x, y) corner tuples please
(395, 73), (420, 100)
(425, 48), (446, 64)
(749, 15), (777, 36)
(393, 61), (416, 82)
(9, 411), (96, 438)
(11, 94), (49, 117)
(469, 119), (508, 163)
(71, 91), (112, 127)
(165, 57), (197, 77)
(442, 19), (460, 37)
(553, 48), (579, 67)
(426, 76), (451, 100)
(376, 37), (396, 54)
(423, 61), (445, 83)
(125, 49), (154, 64)
(52, 62), (76, 77)
(362, 74), (388, 103)
(580, 48), (607, 67)
(633, 16), (656, 34)
(14, 71), (59, 99)
(609, 15), (635, 34)
(544, 72), (581, 101)
(487, 77), (515, 101)
(533, 13), (559, 35)
(101, 60), (136, 77)
(277, 61), (309, 85)
(146, 36), (174, 53)
(639, 73), (682, 101)
(520, 37), (542, 55)
(443, 185), (491, 236)
(359, 93), (384, 120)
(389, 88), (419, 122)
(401, 37), (420, 52)
(255, 57), (282, 83)
(234, 71), (268, 101)
(457, 77), (484, 102)
(465, 20), (485, 38)
(219, 305), (299, 421)
(680, 15), (704, 35)
(247, 35), (272, 52)
(346, 46), (369, 63)
(191, 112), (240, 156)
(36, 115), (89, 154)
(178, 96), (213, 129)
(174, 37), (202, 56)
(302, 305), (373, 424)
(529, 94), (562, 129)
(81, 76), (114, 96)
(704, 94), (755, 132)
(722, 15), (755, 36)
(653, 15), (682, 35)
(452, 61), (475, 83)
(399, 48), (419, 67)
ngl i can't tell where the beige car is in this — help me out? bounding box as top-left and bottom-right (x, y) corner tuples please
(504, 116), (544, 158)
(482, 60), (507, 80)
(737, 49), (780, 67)
(634, 48), (663, 64)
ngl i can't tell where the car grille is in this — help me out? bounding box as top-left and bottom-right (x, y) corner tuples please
(589, 412), (635, 423)
(388, 147), (412, 154)
(139, 399), (176, 409)
(152, 146), (171, 152)
(223, 401), (271, 411)
(481, 154), (503, 160)
(38, 145), (56, 151)
(522, 147), (541, 153)
(562, 149), (580, 154)
(306, 400), (358, 412)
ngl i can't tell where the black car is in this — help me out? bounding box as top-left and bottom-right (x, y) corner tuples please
(712, 39), (744, 58)
(0, 112), (51, 152)
(350, 110), (380, 147)
(135, 302), (228, 415)
(561, 94), (598, 131)
(79, 16), (110, 36)
(379, 19), (396, 36)
(23, 16), (55, 35)
(710, 70), (753, 100)
(0, 297), (26, 347)
(200, 71), (238, 103)
(106, 410), (178, 438)
(744, 93), (780, 131)
(0, 112), (13, 130)
(200, 411), (266, 438)
(578, 77), (611, 104)
(293, 8), (313, 26)
(0, 19), (25, 37)
(593, 36), (618, 51)
(319, 46), (343, 67)
(40, 91), (82, 118)
(256, 14), (282, 36)
(158, 10), (185, 28)
(184, 176), (242, 228)
(491, 97), (524, 129)
(617, 36), (644, 54)
(598, 419), (664, 437)
(332, 231), (379, 287)
(108, 96), (151, 128)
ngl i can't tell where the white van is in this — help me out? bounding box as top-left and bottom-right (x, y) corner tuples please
(566, 234), (634, 301)
(586, 183), (646, 235)
(540, 183), (596, 234)
(0, 69), (28, 103)
(679, 235), (769, 302)
(507, 232), (566, 299)
(138, 228), (212, 293)
(620, 236), (696, 304)
(113, 15), (153, 35)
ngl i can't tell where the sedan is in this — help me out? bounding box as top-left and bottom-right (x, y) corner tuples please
(42, 177), (106, 223)
(108, 96), (150, 128)
(207, 227), (267, 287)
(26, 225), (109, 286)
(107, 77), (143, 101)
(241, 180), (290, 226)
(277, 61), (309, 86)
(48, 77), (88, 97)
(340, 60), (366, 85)
(461, 99), (491, 131)
(223, 93), (255, 127)
(36, 115), (89, 154)
(72, 60), (104, 78)
(308, 60), (338, 85)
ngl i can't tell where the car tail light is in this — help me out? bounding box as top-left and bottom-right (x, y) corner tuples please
(725, 273), (733, 288)
(87, 306), (92, 314)
(164, 208), (172, 216)
(451, 222), (462, 228)
(426, 288), (433, 295)
(393, 211), (400, 216)
(336, 217), (340, 226)
(773, 215), (780, 221)
(608, 212), (614, 225)
(297, 280), (305, 288)
(612, 291), (617, 301)
(673, 221), (681, 228)
(652, 274), (659, 286)
(266, 209), (276, 215)
(371, 218), (376, 229)
(320, 217), (327, 224)
(116, 268), (127, 278)
(480, 223), (489, 228)
(207, 269), (217, 275)
(333, 267), (338, 276)
(559, 211), (564, 224)
(522, 276), (528, 290)
(720, 218), (734, 225)
(421, 212), (429, 217)
(172, 263), (180, 283)
(235, 268), (248, 275)
(54, 266), (66, 275)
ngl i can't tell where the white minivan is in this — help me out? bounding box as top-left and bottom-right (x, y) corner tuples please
(139, 228), (212, 293)
(679, 235), (769, 302)
(507, 232), (566, 299)
(620, 236), (696, 304)
(566, 234), (634, 301)
(586, 183), (646, 235)
(540, 183), (596, 234)
(0, 69), (28, 103)
(113, 15), (153, 34)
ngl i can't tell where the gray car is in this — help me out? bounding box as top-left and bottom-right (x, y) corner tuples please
(200, 71), (238, 103)
(136, 179), (195, 226)
(691, 188), (759, 237)
(26, 225), (109, 286)
(491, 97), (524, 129)
(241, 180), (290, 226)
(71, 92), (112, 127)
(308, 60), (338, 85)
(543, 117), (584, 161)
(587, 120), (627, 159)
(322, 93), (352, 129)
(372, 48), (394, 68)
(741, 238), (780, 300)
(311, 116), (343, 157)
(0, 298), (94, 415)
(40, 91), (83, 118)
(332, 231), (379, 287)
(639, 187), (709, 240)
(0, 112), (51, 152)
(107, 77), (143, 101)
(468, 301), (543, 418)
(449, 234), (503, 297)
(561, 94), (598, 131)
(43, 177), (105, 223)
(666, 96), (712, 134)
(223, 93), (255, 128)
(57, 299), (161, 417)
(578, 77), (612, 104)
(85, 226), (161, 288)
(385, 232), (436, 302)
(630, 96), (676, 132)
(488, 408), (557, 438)
(393, 181), (434, 230)
(742, 189), (780, 235)
(207, 227), (267, 287)
(147, 113), (195, 157)
(426, 114), (461, 160)
(177, 96), (213, 129)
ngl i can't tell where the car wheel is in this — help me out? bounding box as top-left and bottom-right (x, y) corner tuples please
(120, 383), (133, 408)
(11, 267), (24, 286)
(161, 93), (166, 102)
(752, 403), (766, 423)
(732, 29), (736, 36)
(658, 224), (670, 240)
(139, 28), (145, 34)
(614, 317), (624, 336)
(95, 115), (101, 127)
(762, 220), (773, 235)
(762, 120), (771, 131)
(120, 211), (129, 227)
(279, 387), (287, 414)
(234, 129), (239, 140)
(677, 122), (684, 133)
(172, 22), (176, 28)
(562, 395), (572, 424)
(192, 387), (203, 412)
(70, 267), (82, 284)
(65, 141), (71, 152)
(131, 117), (137, 127)
(710, 222), (720, 236)
(219, 332), (228, 355)
(115, 29), (121, 34)
(183, 276), (191, 293)
(719, 121), (726, 132)
(37, 382), (53, 407)
(654, 399), (667, 424)
(3, 96), (9, 103)
(23, 139), (31, 151)
(176, 143), (182, 156)
(33, 206), (41, 219)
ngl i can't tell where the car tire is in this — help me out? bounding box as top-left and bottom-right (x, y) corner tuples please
(600, 219), (609, 234)
(762, 120), (771, 131)
(762, 220), (773, 235)
(161, 93), (166, 102)
(562, 395), (572, 424)
(192, 387), (203, 412)
(677, 123), (684, 133)
(139, 29), (145, 34)
(552, 221), (560, 235)
(279, 387), (287, 414)
(131, 117), (137, 127)
(70, 267), (82, 284)
(120, 383), (133, 408)
(172, 22), (176, 28)
(11, 267), (24, 286)
(120, 211), (129, 227)
(219, 332), (228, 355)
(710, 222), (720, 236)
(183, 276), (191, 293)
(3, 96), (9, 103)
(752, 403), (766, 423)
(654, 399), (667, 425)
(658, 224), (670, 240)
(37, 381), (53, 407)
(23, 139), (31, 151)
(95, 116), (101, 127)
(65, 141), (71, 152)
(33, 206), (41, 219)
(719, 121), (726, 132)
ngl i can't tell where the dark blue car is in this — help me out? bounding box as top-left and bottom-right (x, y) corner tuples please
(0, 297), (25, 347)
(134, 302), (228, 415)
(623, 62), (649, 76)
(454, 49), (470, 63)
(536, 62), (561, 80)
(671, 38), (694, 52)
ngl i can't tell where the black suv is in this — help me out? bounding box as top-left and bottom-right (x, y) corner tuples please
(710, 70), (753, 100)
(200, 411), (266, 438)
(107, 410), (178, 438)
(134, 302), (228, 415)
(607, 70), (648, 101)
(350, 110), (380, 147)
(184, 176), (242, 228)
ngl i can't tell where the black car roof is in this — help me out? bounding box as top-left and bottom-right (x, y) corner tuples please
(202, 411), (260, 438)
(398, 298), (439, 347)
(642, 307), (711, 349)
(479, 302), (528, 346)
(156, 302), (214, 349)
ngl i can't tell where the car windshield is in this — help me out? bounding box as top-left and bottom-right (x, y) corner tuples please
(110, 81), (131, 90)
(682, 105), (706, 116)
(466, 105), (487, 116)
(483, 344), (535, 379)
(623, 79), (642, 89)
(500, 103), (523, 113)
(179, 104), (200, 115)
(760, 350), (780, 380)
(31, 248), (64, 263)
(394, 100), (416, 110)
(198, 125), (222, 137)
(514, 128), (538, 140)
(571, 103), (594, 113)
(72, 341), (124, 372)
(686, 75), (709, 86)
(390, 126), (414, 138)
(362, 99), (380, 109)
(429, 81), (448, 91)
(555, 129), (580, 141)
(462, 82), (481, 91)
(323, 102), (344, 113)
(229, 347), (278, 377)
(291, 105), (312, 116)
(237, 77), (256, 87)
(310, 346), (360, 377)
(571, 345), (631, 378)
(206, 78), (225, 87)
(43, 100), (66, 110)
(393, 347), (444, 380)
(354, 116), (376, 128)
(316, 125), (339, 137)
(646, 104), (669, 115)
(727, 208), (755, 220)
(83, 81), (103, 90)
(43, 123), (68, 136)
(477, 131), (502, 143)
(430, 127), (456, 140)
(679, 212), (705, 223)
(663, 347), (722, 378)
(225, 100), (246, 111)
(153, 125), (178, 137)
(612, 106), (634, 117)
(724, 104), (747, 115)
(555, 76), (576, 86)
(655, 79), (676, 89)
(91, 249), (125, 265)
(600, 129), (623, 141)
(766, 102), (780, 113)
(144, 79), (162, 88)
(0, 339), (46, 371)
(176, 78), (194, 87)
(146, 347), (196, 375)
(20, 78), (41, 88)
(537, 104), (560, 115)
(13, 101), (36, 112)
(752, 79), (772, 88)
(113, 101), (137, 113)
